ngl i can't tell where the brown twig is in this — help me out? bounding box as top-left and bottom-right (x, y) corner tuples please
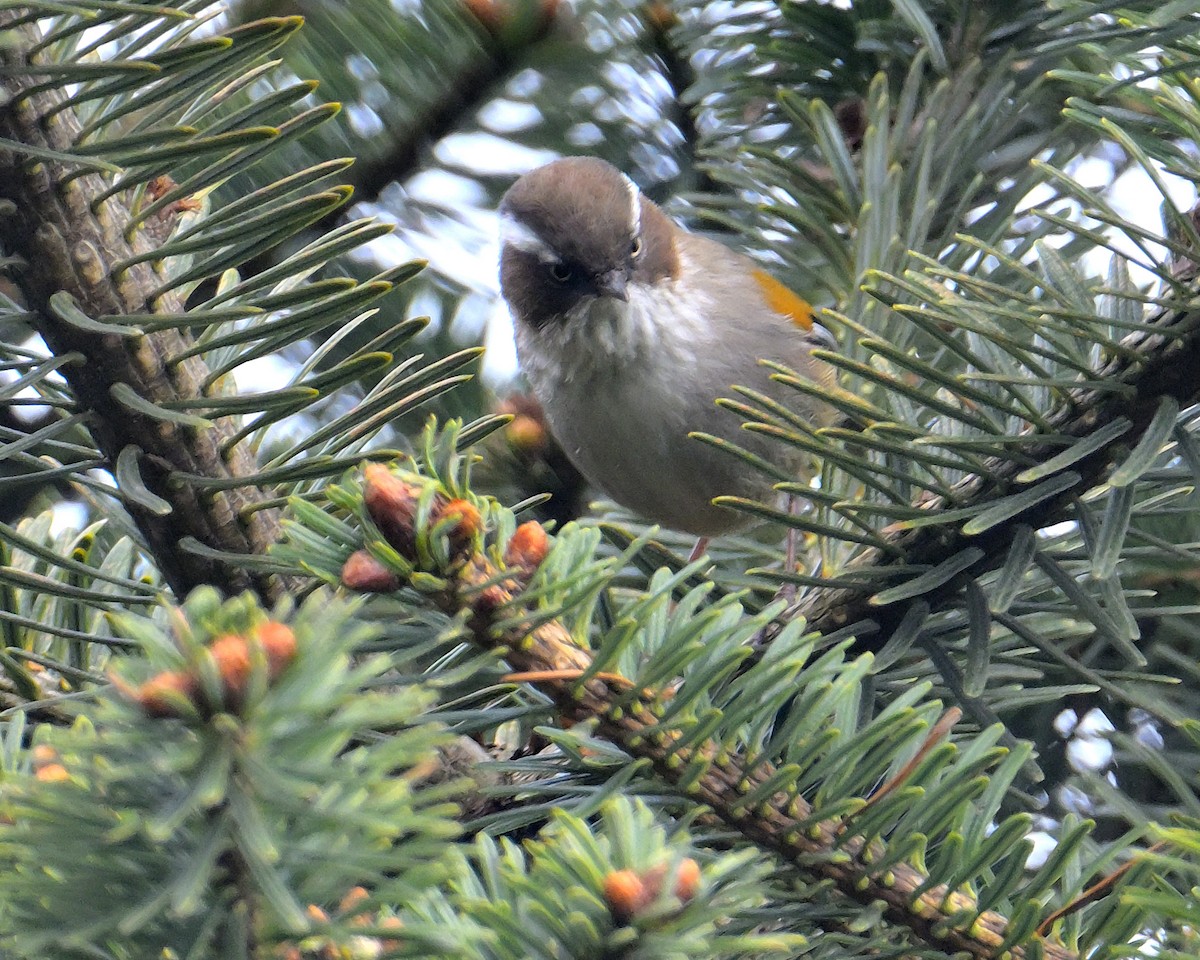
(844, 706), (962, 828)
(1034, 841), (1165, 938)
(501, 668), (635, 689)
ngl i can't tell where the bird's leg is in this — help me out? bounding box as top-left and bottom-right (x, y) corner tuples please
(748, 496), (802, 651)
(777, 495), (800, 605)
(687, 536), (710, 564)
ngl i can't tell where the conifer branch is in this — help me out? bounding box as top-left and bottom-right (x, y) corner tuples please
(0, 14), (286, 601)
(340, 465), (1081, 960)
(444, 556), (1077, 960)
(791, 285), (1200, 652)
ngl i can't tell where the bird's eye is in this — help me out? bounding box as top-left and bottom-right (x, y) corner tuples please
(631, 236), (643, 258)
(550, 261), (573, 283)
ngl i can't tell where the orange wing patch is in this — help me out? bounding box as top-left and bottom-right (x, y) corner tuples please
(752, 269), (814, 331)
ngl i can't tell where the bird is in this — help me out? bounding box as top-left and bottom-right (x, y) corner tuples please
(498, 156), (836, 565)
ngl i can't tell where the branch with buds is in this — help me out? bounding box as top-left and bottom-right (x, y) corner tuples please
(336, 463), (1083, 960)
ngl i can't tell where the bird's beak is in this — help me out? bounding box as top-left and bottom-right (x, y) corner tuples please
(596, 269), (629, 302)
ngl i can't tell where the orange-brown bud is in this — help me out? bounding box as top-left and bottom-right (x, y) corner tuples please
(602, 859), (699, 922)
(499, 395), (550, 455)
(209, 634), (252, 705)
(504, 520), (549, 573)
(643, 1), (678, 32)
(305, 903), (329, 923)
(439, 498), (481, 536)
(505, 413), (547, 454)
(603, 869), (649, 923)
(379, 914), (404, 949)
(145, 174), (202, 231)
(362, 464), (422, 558)
(146, 174), (178, 201)
(463, 0), (504, 35)
(673, 858), (701, 902)
(255, 621), (297, 678)
(435, 498), (482, 558)
(131, 670), (198, 718)
(31, 744), (58, 767)
(474, 583), (510, 617)
(35, 762), (70, 783)
(338, 886), (370, 915)
(341, 549), (402, 593)
(463, 0), (558, 42)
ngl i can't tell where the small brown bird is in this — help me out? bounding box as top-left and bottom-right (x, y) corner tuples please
(499, 157), (835, 558)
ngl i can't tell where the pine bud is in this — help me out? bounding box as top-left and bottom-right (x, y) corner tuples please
(362, 464), (422, 559)
(209, 634), (252, 705)
(603, 869), (649, 923)
(641, 862), (668, 900)
(305, 904), (329, 923)
(602, 859), (701, 923)
(462, 0), (559, 44)
(338, 886), (370, 916)
(434, 498), (482, 558)
(255, 621), (297, 678)
(674, 858), (701, 902)
(341, 549), (402, 593)
(504, 520), (549, 573)
(129, 670), (198, 719)
(34, 763), (70, 783)
(643, 1), (678, 32)
(505, 413), (547, 454)
(379, 915), (404, 950)
(31, 744), (58, 767)
(463, 0), (504, 35)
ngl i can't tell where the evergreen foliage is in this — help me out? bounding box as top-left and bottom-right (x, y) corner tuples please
(1, 1), (1200, 958)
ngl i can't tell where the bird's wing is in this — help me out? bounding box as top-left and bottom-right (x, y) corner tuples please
(680, 232), (835, 342)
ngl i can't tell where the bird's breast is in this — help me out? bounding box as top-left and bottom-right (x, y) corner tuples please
(514, 282), (792, 534)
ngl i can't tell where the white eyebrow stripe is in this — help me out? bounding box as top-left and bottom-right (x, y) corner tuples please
(500, 212), (557, 263)
(622, 173), (641, 236)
